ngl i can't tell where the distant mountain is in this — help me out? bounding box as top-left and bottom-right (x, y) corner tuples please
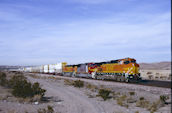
(0, 66), (24, 71)
(139, 61), (171, 70)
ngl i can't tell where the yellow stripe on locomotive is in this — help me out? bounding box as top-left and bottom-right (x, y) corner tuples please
(96, 58), (140, 75)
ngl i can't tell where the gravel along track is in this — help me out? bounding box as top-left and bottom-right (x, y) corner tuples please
(138, 80), (171, 88)
(37, 73), (171, 88)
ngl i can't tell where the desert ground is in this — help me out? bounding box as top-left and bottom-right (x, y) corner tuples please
(0, 72), (171, 113)
(140, 70), (171, 81)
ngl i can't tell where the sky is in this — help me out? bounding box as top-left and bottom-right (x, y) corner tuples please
(0, 0), (171, 66)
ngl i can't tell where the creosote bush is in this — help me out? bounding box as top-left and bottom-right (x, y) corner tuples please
(64, 79), (74, 85)
(0, 72), (7, 86)
(136, 98), (150, 108)
(73, 80), (84, 88)
(37, 105), (54, 113)
(12, 80), (46, 98)
(160, 95), (169, 104)
(129, 92), (135, 96)
(139, 97), (144, 101)
(85, 83), (98, 92)
(98, 89), (111, 101)
(12, 79), (33, 98)
(0, 72), (46, 99)
(117, 95), (127, 107)
(7, 74), (27, 88)
(135, 111), (139, 113)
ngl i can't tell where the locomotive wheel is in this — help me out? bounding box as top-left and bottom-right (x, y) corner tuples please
(114, 76), (117, 81)
(117, 76), (121, 81)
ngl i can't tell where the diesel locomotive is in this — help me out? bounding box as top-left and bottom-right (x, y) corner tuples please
(62, 58), (141, 82)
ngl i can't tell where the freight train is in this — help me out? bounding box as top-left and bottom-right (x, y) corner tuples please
(22, 58), (142, 82)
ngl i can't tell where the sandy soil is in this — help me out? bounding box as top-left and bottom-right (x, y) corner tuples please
(0, 73), (171, 113)
(140, 70), (171, 81)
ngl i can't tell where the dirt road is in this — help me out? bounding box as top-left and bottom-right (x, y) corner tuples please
(28, 76), (116, 113)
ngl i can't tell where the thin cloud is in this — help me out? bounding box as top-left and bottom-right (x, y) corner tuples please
(0, 0), (170, 65)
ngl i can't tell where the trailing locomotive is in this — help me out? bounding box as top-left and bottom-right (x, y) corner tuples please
(22, 57), (141, 82)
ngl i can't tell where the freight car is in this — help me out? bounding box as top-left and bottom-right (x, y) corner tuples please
(22, 58), (141, 82)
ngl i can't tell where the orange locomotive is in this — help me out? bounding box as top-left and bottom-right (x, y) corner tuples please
(62, 58), (141, 82)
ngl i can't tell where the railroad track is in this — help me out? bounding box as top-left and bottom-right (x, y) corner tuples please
(135, 79), (171, 88)
(90, 78), (171, 88)
(28, 73), (171, 88)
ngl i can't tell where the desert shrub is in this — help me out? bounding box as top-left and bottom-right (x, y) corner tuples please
(98, 89), (111, 101)
(9, 75), (46, 98)
(135, 111), (139, 113)
(86, 83), (98, 92)
(139, 97), (144, 100)
(155, 73), (159, 75)
(73, 80), (84, 88)
(148, 96), (169, 113)
(31, 95), (42, 102)
(148, 75), (153, 80)
(64, 79), (74, 85)
(148, 101), (159, 112)
(32, 82), (46, 97)
(117, 95), (127, 106)
(160, 95), (169, 104)
(12, 80), (46, 98)
(12, 79), (33, 98)
(47, 105), (54, 113)
(37, 105), (54, 113)
(147, 72), (152, 74)
(7, 74), (26, 88)
(136, 99), (150, 108)
(126, 97), (136, 103)
(0, 72), (7, 86)
(168, 74), (171, 80)
(155, 76), (159, 79)
(37, 108), (46, 113)
(129, 92), (135, 96)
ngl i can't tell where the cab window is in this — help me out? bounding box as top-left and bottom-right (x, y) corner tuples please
(119, 60), (124, 64)
(131, 60), (136, 63)
(111, 60), (118, 63)
(124, 61), (130, 64)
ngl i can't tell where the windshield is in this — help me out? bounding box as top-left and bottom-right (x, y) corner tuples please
(131, 60), (136, 63)
(124, 61), (130, 64)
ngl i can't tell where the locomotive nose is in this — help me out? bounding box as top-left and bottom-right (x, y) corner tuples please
(132, 63), (139, 74)
(134, 63), (139, 74)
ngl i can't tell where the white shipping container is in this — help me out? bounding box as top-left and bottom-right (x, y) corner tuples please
(44, 65), (49, 73)
(49, 63), (63, 74)
(49, 64), (55, 73)
(54, 63), (63, 73)
(25, 67), (32, 72)
(39, 65), (44, 73)
(32, 66), (40, 73)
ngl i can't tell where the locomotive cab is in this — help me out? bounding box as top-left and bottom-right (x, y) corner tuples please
(122, 58), (141, 81)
